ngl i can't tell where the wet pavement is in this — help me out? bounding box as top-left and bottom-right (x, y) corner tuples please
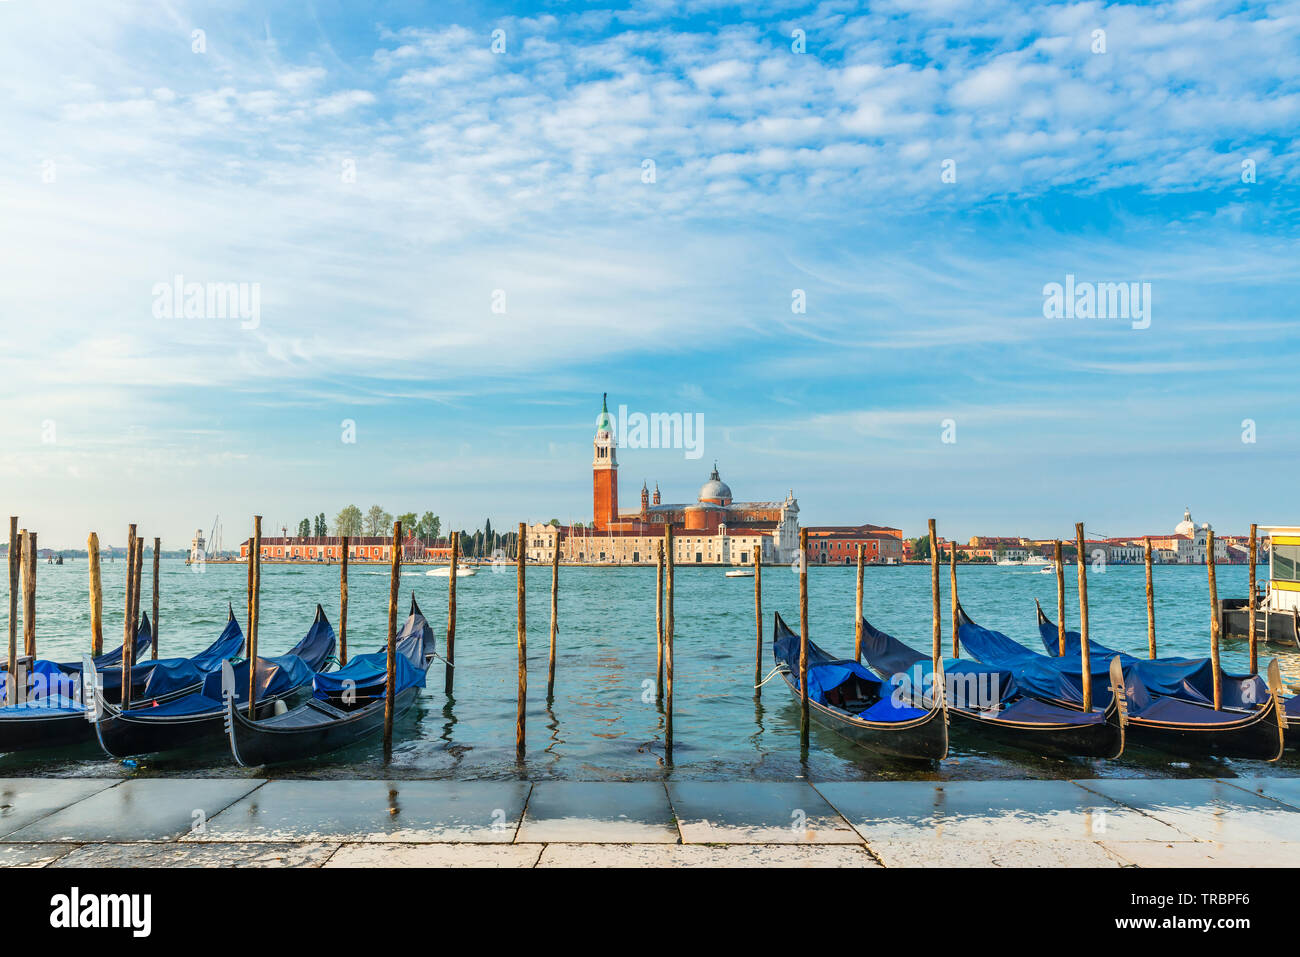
(0, 775), (1297, 866)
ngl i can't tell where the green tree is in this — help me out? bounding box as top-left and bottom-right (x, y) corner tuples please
(396, 512), (418, 532)
(334, 504), (363, 537)
(416, 512), (440, 540)
(548, 518), (560, 526)
(297, 518), (310, 539)
(315, 513), (327, 536)
(364, 505), (392, 536)
(909, 536), (930, 561)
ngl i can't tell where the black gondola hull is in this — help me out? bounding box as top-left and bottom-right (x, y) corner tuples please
(225, 686), (421, 767)
(946, 702), (1124, 759)
(0, 710), (93, 752)
(95, 686), (313, 758)
(1122, 696), (1285, 761)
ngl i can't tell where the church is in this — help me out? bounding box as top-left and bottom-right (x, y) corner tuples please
(526, 396), (801, 565)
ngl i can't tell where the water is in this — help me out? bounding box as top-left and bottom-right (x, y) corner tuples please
(3, 558), (1295, 782)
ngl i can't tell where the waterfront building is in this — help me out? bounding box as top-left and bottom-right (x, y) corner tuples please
(803, 524), (904, 564)
(238, 532), (424, 562)
(528, 395), (803, 565)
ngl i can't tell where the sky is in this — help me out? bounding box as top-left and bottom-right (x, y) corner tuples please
(1, 0), (1297, 549)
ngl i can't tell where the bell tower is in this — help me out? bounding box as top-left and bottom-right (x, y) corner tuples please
(592, 393), (619, 530)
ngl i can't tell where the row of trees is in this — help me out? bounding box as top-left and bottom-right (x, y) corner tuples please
(290, 507), (443, 540)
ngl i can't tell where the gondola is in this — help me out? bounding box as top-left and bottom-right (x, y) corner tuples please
(1034, 600), (1300, 748)
(222, 594), (436, 766)
(90, 605), (336, 758)
(858, 614), (1125, 759)
(0, 609), (241, 754)
(959, 604), (1286, 761)
(771, 611), (947, 761)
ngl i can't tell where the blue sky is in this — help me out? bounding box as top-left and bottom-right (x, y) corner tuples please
(1, 0), (1297, 547)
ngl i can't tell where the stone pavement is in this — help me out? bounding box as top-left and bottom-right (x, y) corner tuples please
(1, 776), (1298, 867)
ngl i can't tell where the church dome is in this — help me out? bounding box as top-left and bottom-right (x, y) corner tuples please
(1175, 508), (1195, 537)
(699, 464), (732, 505)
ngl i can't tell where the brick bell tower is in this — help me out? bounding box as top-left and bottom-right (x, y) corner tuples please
(592, 393), (618, 530)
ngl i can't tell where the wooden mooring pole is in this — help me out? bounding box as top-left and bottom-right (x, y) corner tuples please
(754, 543), (764, 689)
(7, 518), (18, 688)
(547, 529), (559, 700)
(799, 526), (809, 751)
(665, 525), (675, 752)
(151, 537), (160, 659)
(1054, 539), (1065, 656)
(515, 522), (526, 761)
(928, 520), (939, 670)
(121, 526), (135, 708)
(1248, 524), (1258, 675)
(1207, 528), (1222, 710)
(949, 541), (959, 657)
(1144, 537), (1156, 659)
(22, 530), (36, 659)
(339, 534), (349, 666)
(444, 531), (458, 695)
(854, 544), (864, 661)
(1075, 523), (1092, 712)
(384, 520), (401, 752)
(656, 540), (664, 701)
(87, 532), (103, 658)
(248, 517), (262, 710)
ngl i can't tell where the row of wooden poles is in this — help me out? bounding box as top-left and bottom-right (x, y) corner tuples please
(8, 510), (1264, 754)
(4, 518), (160, 707)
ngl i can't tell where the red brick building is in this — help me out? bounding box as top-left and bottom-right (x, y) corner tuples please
(803, 524), (905, 564)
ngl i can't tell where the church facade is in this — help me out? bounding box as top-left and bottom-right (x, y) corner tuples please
(527, 395), (801, 565)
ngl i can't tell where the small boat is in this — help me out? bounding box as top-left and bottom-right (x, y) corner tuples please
(858, 614), (1125, 759)
(725, 569), (754, 578)
(90, 605), (335, 758)
(1038, 563), (1056, 575)
(771, 611), (947, 761)
(427, 565), (476, 578)
(222, 594), (436, 766)
(960, 604), (1286, 761)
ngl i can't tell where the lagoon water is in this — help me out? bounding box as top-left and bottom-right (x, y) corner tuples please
(4, 558), (1296, 782)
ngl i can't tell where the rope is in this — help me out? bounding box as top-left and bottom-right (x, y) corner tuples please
(755, 664), (788, 689)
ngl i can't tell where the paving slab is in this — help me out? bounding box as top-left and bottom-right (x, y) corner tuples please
(53, 842), (339, 867)
(816, 780), (1181, 842)
(538, 842), (878, 867)
(4, 778), (263, 843)
(868, 839), (1125, 868)
(1078, 778), (1300, 843)
(326, 843), (544, 867)
(190, 780), (531, 843)
(1221, 776), (1300, 811)
(518, 782), (678, 843)
(0, 843), (77, 867)
(1101, 840), (1300, 867)
(0, 778), (120, 838)
(668, 781), (860, 844)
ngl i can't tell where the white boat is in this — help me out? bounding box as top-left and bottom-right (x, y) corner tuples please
(1038, 563), (1056, 575)
(725, 569), (755, 578)
(995, 559), (1022, 566)
(427, 565), (477, 578)
(1023, 555), (1051, 566)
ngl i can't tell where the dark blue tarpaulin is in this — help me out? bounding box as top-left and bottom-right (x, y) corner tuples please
(1037, 619), (1268, 710)
(773, 613), (928, 722)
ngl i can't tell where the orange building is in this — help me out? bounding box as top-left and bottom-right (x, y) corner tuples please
(238, 532), (424, 563)
(803, 524), (905, 564)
